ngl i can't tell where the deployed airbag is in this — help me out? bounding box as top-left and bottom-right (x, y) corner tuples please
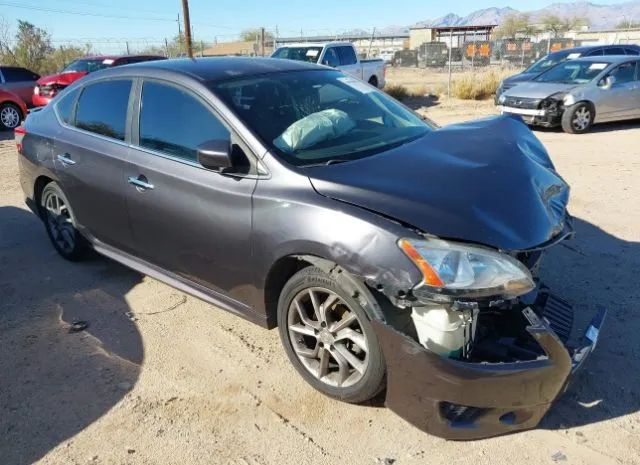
(274, 109), (355, 153)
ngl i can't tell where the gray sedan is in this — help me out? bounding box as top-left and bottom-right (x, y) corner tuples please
(497, 55), (640, 133)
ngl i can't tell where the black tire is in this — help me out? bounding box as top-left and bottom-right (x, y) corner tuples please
(277, 266), (386, 403)
(368, 76), (378, 88)
(40, 182), (88, 261)
(561, 102), (594, 134)
(0, 102), (23, 130)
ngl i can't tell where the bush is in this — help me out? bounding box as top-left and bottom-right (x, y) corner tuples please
(384, 84), (410, 101)
(451, 69), (510, 100)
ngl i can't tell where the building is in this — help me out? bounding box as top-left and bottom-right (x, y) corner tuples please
(568, 27), (640, 46)
(275, 32), (409, 58)
(409, 25), (497, 49)
(202, 40), (274, 57)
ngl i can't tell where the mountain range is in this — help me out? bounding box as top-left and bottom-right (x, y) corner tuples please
(374, 1), (640, 34)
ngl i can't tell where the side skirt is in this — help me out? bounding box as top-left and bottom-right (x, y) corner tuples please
(92, 240), (269, 328)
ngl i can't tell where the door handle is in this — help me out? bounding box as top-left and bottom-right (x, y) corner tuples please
(56, 153), (76, 166)
(128, 176), (154, 191)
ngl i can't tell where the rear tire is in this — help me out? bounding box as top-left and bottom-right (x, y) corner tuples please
(561, 102), (594, 134)
(277, 266), (386, 403)
(0, 102), (22, 130)
(40, 182), (88, 261)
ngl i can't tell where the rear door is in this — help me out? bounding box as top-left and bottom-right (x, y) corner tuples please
(0, 67), (39, 103)
(52, 78), (135, 251)
(336, 46), (362, 79)
(125, 78), (256, 300)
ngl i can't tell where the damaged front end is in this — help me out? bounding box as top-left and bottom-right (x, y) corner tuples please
(373, 230), (606, 440)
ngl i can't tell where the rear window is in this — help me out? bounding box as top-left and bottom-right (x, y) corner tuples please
(604, 47), (625, 56)
(272, 47), (323, 63)
(75, 80), (132, 141)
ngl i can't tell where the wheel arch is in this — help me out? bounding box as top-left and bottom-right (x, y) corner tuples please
(33, 175), (55, 217)
(263, 254), (385, 329)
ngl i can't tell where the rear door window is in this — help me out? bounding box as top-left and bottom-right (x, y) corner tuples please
(604, 47), (625, 55)
(337, 46), (358, 65)
(2, 67), (40, 81)
(138, 80), (230, 162)
(75, 80), (132, 141)
(623, 47), (640, 56)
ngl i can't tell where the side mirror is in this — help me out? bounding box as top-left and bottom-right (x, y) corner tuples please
(197, 140), (232, 171)
(601, 75), (616, 89)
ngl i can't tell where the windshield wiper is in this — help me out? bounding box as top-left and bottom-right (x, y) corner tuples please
(300, 159), (351, 168)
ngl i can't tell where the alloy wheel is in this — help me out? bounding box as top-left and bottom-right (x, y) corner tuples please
(0, 105), (20, 129)
(287, 287), (369, 388)
(572, 107), (591, 131)
(43, 191), (76, 254)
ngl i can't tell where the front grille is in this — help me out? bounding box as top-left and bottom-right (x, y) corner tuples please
(37, 84), (66, 97)
(502, 96), (540, 109)
(440, 402), (490, 426)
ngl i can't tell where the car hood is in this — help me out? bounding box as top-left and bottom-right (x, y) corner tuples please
(503, 72), (538, 85)
(502, 82), (577, 99)
(307, 116), (569, 251)
(37, 71), (87, 86)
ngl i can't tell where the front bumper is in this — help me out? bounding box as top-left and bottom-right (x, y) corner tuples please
(373, 295), (606, 440)
(497, 105), (562, 127)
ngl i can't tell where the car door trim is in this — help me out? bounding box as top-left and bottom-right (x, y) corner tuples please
(92, 239), (269, 328)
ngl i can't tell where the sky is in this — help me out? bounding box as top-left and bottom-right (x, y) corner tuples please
(0, 0), (629, 48)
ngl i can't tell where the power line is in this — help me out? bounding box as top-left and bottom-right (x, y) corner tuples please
(0, 2), (177, 22)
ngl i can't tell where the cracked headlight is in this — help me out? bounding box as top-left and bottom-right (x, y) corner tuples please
(399, 238), (535, 300)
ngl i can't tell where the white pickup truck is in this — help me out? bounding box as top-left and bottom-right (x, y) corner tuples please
(271, 42), (386, 89)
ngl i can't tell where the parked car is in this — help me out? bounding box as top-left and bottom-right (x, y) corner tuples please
(497, 55), (640, 133)
(0, 88), (28, 130)
(32, 55), (166, 107)
(271, 42), (385, 88)
(16, 57), (605, 439)
(496, 44), (640, 101)
(0, 65), (40, 106)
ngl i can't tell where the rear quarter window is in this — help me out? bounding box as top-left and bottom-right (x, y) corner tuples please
(337, 46), (358, 65)
(55, 87), (81, 125)
(75, 80), (132, 141)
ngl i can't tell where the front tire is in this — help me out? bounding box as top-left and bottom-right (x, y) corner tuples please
(277, 266), (386, 403)
(561, 102), (594, 134)
(0, 102), (22, 130)
(40, 182), (88, 261)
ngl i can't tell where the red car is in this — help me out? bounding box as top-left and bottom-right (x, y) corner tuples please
(32, 55), (165, 106)
(0, 88), (28, 130)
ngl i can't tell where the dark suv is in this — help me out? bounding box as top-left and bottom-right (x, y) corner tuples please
(496, 44), (640, 100)
(16, 58), (605, 440)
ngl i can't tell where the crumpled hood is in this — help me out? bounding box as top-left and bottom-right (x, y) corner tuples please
(307, 116), (570, 251)
(37, 71), (87, 86)
(502, 81), (577, 100)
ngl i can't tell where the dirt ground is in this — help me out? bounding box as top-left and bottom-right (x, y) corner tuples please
(1, 80), (640, 465)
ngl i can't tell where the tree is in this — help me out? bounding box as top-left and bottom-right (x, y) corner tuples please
(10, 21), (54, 72)
(616, 20), (640, 29)
(494, 13), (534, 39)
(540, 14), (589, 38)
(239, 28), (274, 43)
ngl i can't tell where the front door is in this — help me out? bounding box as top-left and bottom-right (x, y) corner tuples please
(125, 79), (256, 302)
(597, 61), (639, 121)
(53, 78), (135, 251)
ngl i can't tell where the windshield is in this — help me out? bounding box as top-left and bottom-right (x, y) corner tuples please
(271, 47), (323, 63)
(211, 70), (432, 166)
(525, 51), (577, 74)
(534, 61), (610, 84)
(62, 58), (112, 74)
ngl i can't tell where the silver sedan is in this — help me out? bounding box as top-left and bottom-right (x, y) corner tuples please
(497, 55), (640, 133)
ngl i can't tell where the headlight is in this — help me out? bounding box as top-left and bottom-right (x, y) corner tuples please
(498, 93), (506, 104)
(398, 238), (535, 300)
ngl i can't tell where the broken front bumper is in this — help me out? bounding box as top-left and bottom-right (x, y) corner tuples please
(373, 299), (606, 440)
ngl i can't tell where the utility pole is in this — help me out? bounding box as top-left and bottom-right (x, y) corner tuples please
(260, 27), (265, 56)
(181, 0), (194, 58)
(368, 27), (376, 58)
(126, 41), (130, 55)
(447, 28), (453, 99)
(164, 38), (170, 57)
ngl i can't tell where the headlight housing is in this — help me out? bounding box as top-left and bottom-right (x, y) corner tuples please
(399, 238), (535, 301)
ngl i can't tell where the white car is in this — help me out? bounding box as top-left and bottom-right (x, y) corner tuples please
(271, 42), (386, 88)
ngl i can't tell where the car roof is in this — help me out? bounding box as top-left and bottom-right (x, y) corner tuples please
(101, 57), (325, 82)
(570, 55), (637, 64)
(275, 42), (353, 48)
(548, 44), (639, 57)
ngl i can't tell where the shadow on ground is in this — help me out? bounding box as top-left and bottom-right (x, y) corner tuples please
(0, 129), (15, 141)
(0, 206), (144, 465)
(401, 93), (440, 111)
(533, 118), (640, 134)
(540, 217), (640, 430)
